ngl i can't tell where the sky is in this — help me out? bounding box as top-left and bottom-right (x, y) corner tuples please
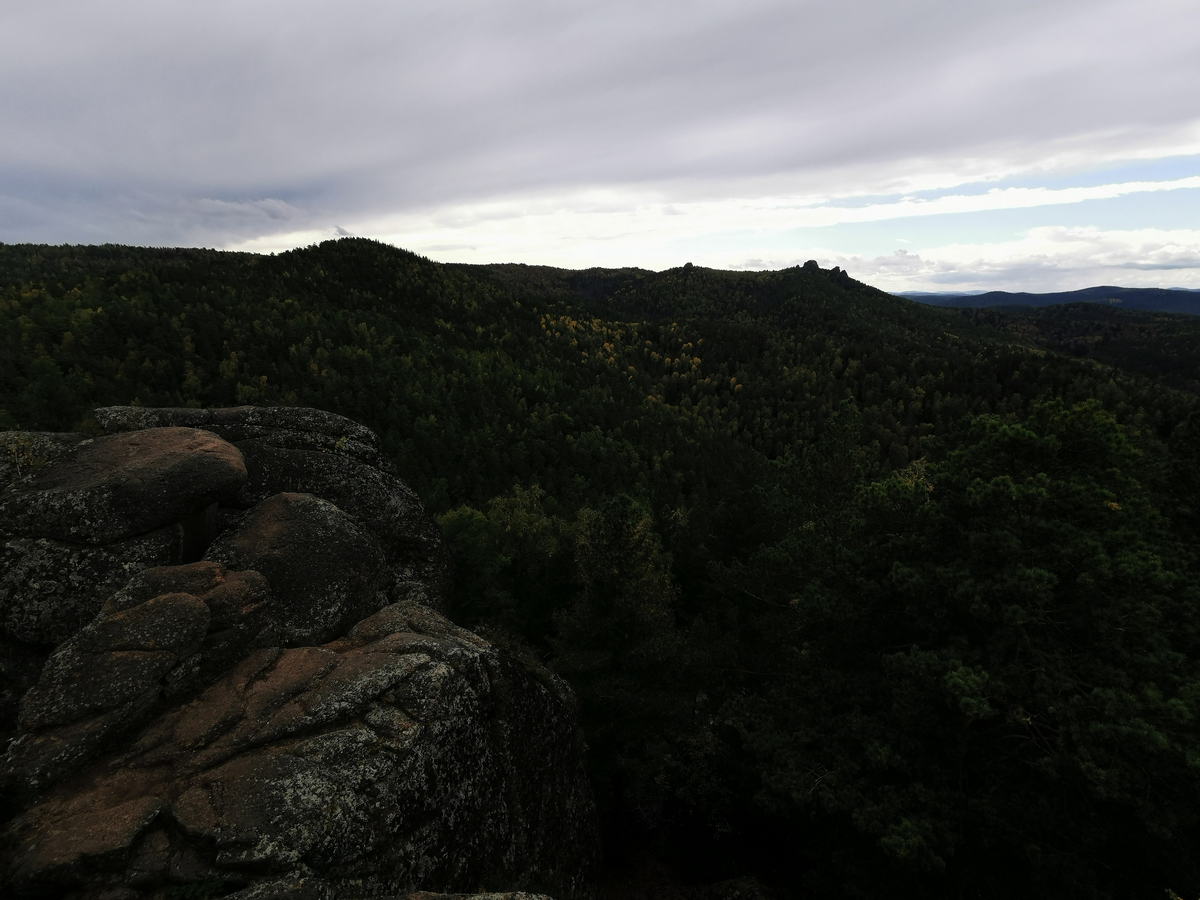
(2, 0), (1199, 292)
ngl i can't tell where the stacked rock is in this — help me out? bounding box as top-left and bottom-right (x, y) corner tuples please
(0, 408), (597, 900)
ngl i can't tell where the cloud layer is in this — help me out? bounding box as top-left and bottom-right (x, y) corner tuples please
(1, 0), (1198, 288)
(822, 228), (1200, 292)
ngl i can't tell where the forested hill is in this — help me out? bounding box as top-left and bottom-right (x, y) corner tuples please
(4, 239), (1200, 899)
(901, 284), (1200, 315)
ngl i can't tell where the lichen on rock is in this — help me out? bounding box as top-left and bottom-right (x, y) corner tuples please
(0, 427), (247, 544)
(94, 406), (453, 612)
(204, 492), (388, 646)
(1, 528), (181, 646)
(0, 406), (597, 900)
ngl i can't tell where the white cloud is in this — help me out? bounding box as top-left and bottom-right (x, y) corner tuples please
(362, 170), (1200, 241)
(2, 0), (1199, 289)
(783, 176), (1200, 226)
(301, 173), (1200, 272)
(831, 227), (1200, 292)
(227, 228), (344, 255)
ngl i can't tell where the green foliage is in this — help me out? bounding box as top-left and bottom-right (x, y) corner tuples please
(730, 401), (1200, 896)
(3, 240), (1200, 897)
(438, 505), (512, 621)
(963, 303), (1200, 394)
(442, 487), (688, 823)
(554, 495), (684, 732)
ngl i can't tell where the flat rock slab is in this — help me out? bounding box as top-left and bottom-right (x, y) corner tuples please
(205, 493), (387, 646)
(0, 428), (247, 544)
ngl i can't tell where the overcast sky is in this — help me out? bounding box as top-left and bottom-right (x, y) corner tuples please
(2, 0), (1199, 291)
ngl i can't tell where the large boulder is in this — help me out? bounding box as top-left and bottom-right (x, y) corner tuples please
(94, 406), (453, 612)
(1, 429), (212, 751)
(231, 440), (450, 608)
(204, 493), (388, 646)
(0, 427), (247, 544)
(4, 602), (597, 899)
(0, 426), (246, 737)
(93, 406), (387, 471)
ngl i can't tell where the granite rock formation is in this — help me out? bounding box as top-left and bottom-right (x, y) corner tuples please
(0, 408), (597, 900)
(92, 406), (452, 610)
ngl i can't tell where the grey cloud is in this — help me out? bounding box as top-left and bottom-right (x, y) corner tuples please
(1121, 260), (1200, 270)
(837, 241), (1200, 292)
(1, 0), (1198, 247)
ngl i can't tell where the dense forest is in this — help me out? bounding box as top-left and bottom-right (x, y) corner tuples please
(3, 240), (1199, 900)
(905, 285), (1200, 316)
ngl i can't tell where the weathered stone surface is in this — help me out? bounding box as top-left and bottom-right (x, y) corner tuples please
(691, 877), (778, 900)
(1, 528), (180, 646)
(104, 562), (274, 682)
(0, 427), (247, 544)
(0, 432), (87, 494)
(220, 877), (336, 900)
(4, 602), (597, 899)
(0, 408), (597, 900)
(9, 789), (164, 892)
(94, 406), (388, 470)
(91, 406), (452, 613)
(204, 493), (388, 646)
(0, 638), (49, 753)
(232, 440), (452, 608)
(4, 563), (270, 799)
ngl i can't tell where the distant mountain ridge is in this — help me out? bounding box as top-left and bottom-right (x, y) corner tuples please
(899, 285), (1200, 315)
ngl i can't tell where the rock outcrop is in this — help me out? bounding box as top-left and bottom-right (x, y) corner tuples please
(2, 529), (181, 646)
(0, 408), (597, 900)
(1, 427), (247, 545)
(1, 426), (244, 650)
(92, 406), (452, 611)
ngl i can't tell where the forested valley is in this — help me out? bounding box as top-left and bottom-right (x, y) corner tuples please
(3, 239), (1199, 899)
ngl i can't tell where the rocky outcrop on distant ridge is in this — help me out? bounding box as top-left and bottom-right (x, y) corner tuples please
(0, 407), (597, 900)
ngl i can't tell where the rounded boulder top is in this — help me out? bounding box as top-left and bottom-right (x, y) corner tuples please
(93, 405), (387, 470)
(0, 427), (247, 545)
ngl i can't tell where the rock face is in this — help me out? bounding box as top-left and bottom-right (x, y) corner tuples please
(93, 406), (453, 612)
(1, 426), (244, 652)
(205, 493), (387, 646)
(0, 408), (598, 900)
(4, 562), (271, 801)
(1, 427), (248, 544)
(2, 529), (181, 646)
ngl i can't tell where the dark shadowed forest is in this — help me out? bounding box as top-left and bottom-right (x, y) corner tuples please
(3, 239), (1199, 899)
